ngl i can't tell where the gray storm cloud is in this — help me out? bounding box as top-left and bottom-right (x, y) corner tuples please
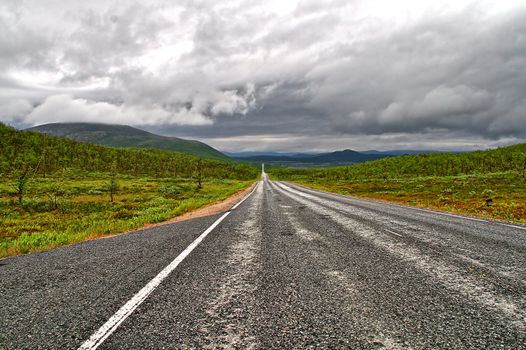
(0, 0), (525, 151)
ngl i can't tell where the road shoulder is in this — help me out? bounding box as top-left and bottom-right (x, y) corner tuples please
(128, 181), (257, 232)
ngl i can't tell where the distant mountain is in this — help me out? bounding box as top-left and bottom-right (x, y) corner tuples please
(237, 155), (302, 162)
(229, 150), (447, 159)
(308, 149), (387, 163)
(235, 149), (389, 166)
(225, 151), (307, 158)
(362, 150), (443, 156)
(289, 153), (320, 158)
(1, 122), (257, 180)
(225, 151), (320, 158)
(28, 123), (230, 161)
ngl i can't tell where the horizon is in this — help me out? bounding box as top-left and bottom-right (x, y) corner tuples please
(1, 0), (525, 152)
(18, 120), (521, 154)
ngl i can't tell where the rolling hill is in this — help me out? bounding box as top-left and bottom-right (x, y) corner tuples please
(0, 122), (257, 180)
(0, 121), (258, 258)
(28, 123), (230, 161)
(269, 142), (526, 180)
(268, 142), (526, 223)
(235, 149), (389, 166)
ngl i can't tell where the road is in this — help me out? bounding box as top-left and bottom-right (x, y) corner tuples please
(1, 174), (525, 349)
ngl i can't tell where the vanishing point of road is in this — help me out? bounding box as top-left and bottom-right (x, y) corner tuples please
(1, 173), (525, 349)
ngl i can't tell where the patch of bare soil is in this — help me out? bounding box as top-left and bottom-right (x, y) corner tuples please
(136, 182), (257, 231)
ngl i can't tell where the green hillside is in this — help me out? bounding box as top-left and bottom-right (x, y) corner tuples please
(28, 122), (230, 161)
(0, 122), (257, 257)
(1, 122), (255, 179)
(270, 143), (526, 223)
(270, 143), (526, 180)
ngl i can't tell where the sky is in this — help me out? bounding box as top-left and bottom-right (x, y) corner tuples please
(1, 0), (525, 152)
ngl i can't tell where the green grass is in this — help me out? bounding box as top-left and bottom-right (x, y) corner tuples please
(0, 174), (253, 258)
(270, 171), (526, 223)
(0, 121), (259, 181)
(28, 122), (232, 161)
(268, 142), (526, 224)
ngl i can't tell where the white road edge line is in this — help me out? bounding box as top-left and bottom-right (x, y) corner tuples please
(500, 223), (526, 231)
(284, 181), (526, 235)
(385, 229), (403, 237)
(78, 182), (259, 350)
(283, 182), (501, 225)
(412, 208), (487, 222)
(231, 182), (259, 210)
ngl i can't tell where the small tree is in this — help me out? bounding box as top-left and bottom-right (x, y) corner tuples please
(172, 157), (177, 178)
(15, 168), (31, 204)
(46, 182), (65, 210)
(12, 145), (45, 204)
(108, 172), (119, 203)
(196, 158), (203, 189)
(14, 157), (41, 204)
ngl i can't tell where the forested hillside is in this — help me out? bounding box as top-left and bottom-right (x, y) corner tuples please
(270, 144), (526, 223)
(270, 143), (526, 181)
(235, 149), (388, 167)
(1, 123), (256, 180)
(0, 122), (257, 258)
(29, 122), (231, 161)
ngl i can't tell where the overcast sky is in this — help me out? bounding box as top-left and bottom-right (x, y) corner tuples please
(1, 0), (525, 152)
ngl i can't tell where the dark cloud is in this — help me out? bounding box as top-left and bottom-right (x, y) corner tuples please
(0, 0), (525, 151)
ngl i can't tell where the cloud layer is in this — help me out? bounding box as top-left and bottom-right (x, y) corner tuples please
(1, 0), (525, 151)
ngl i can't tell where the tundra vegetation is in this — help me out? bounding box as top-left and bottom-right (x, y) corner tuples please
(0, 123), (258, 258)
(269, 143), (526, 224)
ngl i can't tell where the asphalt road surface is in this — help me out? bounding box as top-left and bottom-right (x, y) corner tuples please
(1, 174), (525, 349)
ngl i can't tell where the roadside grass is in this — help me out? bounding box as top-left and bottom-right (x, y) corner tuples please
(272, 171), (526, 224)
(0, 175), (253, 258)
